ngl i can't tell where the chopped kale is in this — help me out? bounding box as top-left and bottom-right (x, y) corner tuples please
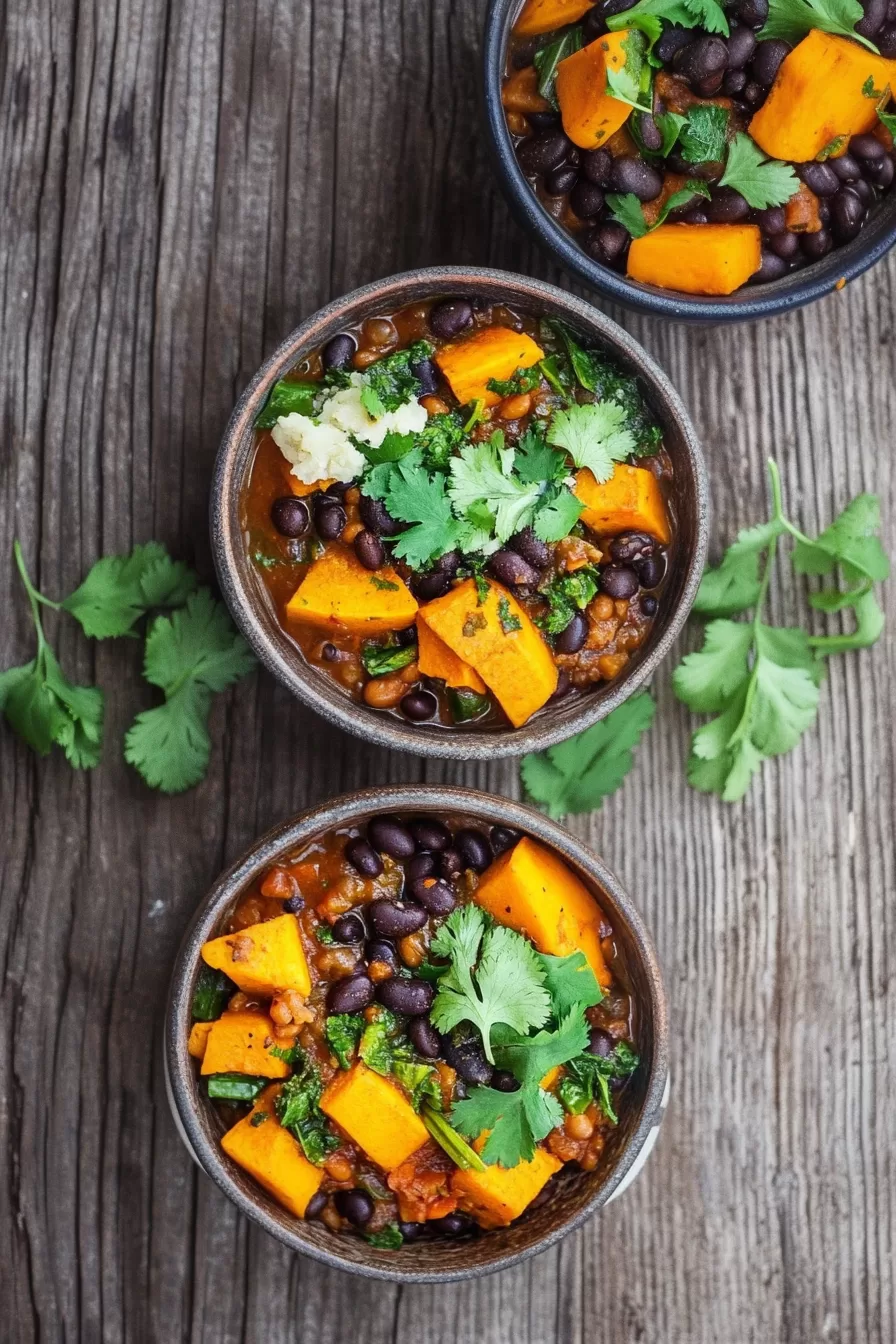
(191, 966), (235, 1021)
(539, 568), (600, 637)
(363, 340), (434, 413)
(325, 1013), (364, 1070)
(274, 1054), (340, 1165)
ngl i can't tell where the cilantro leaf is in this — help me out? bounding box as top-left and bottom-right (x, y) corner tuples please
(607, 0), (729, 40)
(513, 428), (569, 486)
(655, 112), (688, 157)
(680, 104), (729, 163)
(486, 364), (542, 398)
(418, 413), (465, 471)
(808, 588), (885, 653)
(537, 952), (603, 1018)
(448, 434), (542, 546)
(255, 379), (318, 430)
(384, 454), (465, 568)
(672, 620), (754, 712)
(358, 430), (417, 467)
(532, 487), (585, 542)
(759, 0), (879, 49)
(429, 905), (551, 1062)
(719, 133), (800, 210)
(605, 192), (651, 239)
(452, 1082), (562, 1168)
(124, 680), (214, 793)
(491, 1009), (591, 1086)
(521, 692), (656, 818)
(546, 402), (636, 482)
(548, 323), (661, 456)
(61, 542), (199, 638)
(791, 494), (889, 584)
(604, 29), (652, 110)
(693, 520), (786, 616)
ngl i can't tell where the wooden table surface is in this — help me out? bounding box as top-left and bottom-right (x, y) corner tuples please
(2, 1), (894, 1340)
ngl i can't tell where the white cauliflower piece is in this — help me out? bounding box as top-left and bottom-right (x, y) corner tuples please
(271, 414), (367, 486)
(322, 375), (427, 448)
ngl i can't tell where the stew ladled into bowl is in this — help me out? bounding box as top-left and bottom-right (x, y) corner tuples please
(189, 813), (640, 1248)
(502, 0), (896, 295)
(242, 296), (674, 731)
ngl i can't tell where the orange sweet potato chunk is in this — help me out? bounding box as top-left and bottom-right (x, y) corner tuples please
(285, 546), (418, 636)
(201, 913), (312, 997)
(200, 1010), (290, 1078)
(514, 0), (596, 36)
(188, 1021), (213, 1060)
(750, 31), (896, 163)
(627, 223), (761, 295)
(451, 1147), (562, 1227)
(574, 464), (670, 543)
(221, 1085), (324, 1218)
(417, 579), (557, 727)
(320, 1063), (429, 1170)
(416, 618), (487, 693)
(556, 33), (634, 150)
(474, 836), (611, 987)
(434, 327), (544, 408)
(502, 65), (551, 116)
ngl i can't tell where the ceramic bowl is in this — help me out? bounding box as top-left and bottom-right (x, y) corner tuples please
(165, 786), (670, 1282)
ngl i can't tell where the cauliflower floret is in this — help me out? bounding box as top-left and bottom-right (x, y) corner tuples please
(271, 415), (367, 487)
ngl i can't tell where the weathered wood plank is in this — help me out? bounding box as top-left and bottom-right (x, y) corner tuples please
(1, 0), (894, 1340)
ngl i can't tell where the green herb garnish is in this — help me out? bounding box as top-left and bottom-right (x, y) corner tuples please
(206, 1074), (269, 1102)
(325, 1014), (364, 1069)
(359, 1007), (402, 1075)
(362, 340), (434, 413)
(533, 27), (584, 107)
(274, 1054), (339, 1165)
(718, 133), (800, 209)
(191, 966), (235, 1021)
(759, 0), (879, 50)
(557, 1042), (640, 1124)
(497, 597), (523, 635)
(255, 379), (318, 429)
(679, 104), (729, 163)
(538, 567), (600, 637)
(547, 402), (636, 483)
(365, 1224), (405, 1250)
(486, 364), (543, 399)
(421, 1105), (487, 1171)
(447, 687), (491, 723)
(361, 641), (417, 677)
(606, 181), (711, 238)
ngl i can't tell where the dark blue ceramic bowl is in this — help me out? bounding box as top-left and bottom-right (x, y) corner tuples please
(483, 0), (896, 322)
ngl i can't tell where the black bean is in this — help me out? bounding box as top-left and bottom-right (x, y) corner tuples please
(581, 147), (613, 185)
(582, 6), (607, 38)
(406, 851), (436, 882)
(722, 69), (747, 96)
(443, 1037), (494, 1086)
(707, 187), (751, 223)
(830, 152), (861, 182)
(694, 71), (725, 97)
(742, 80), (766, 108)
(754, 205), (787, 235)
(408, 818), (451, 852)
(365, 939), (399, 974)
(430, 1213), (472, 1236)
(345, 837), (384, 877)
(636, 552), (665, 588)
(410, 876), (457, 916)
(527, 109), (561, 130)
(656, 23), (693, 63)
(368, 816), (416, 858)
(673, 36), (728, 85)
(797, 161), (839, 196)
(850, 176), (874, 205)
(490, 825), (520, 856)
(327, 974), (375, 1014)
(323, 481), (350, 500)
(800, 228), (833, 260)
(867, 155), (895, 188)
(878, 22), (896, 54)
(439, 848), (463, 879)
(401, 690), (438, 722)
(726, 24), (757, 68)
(610, 531), (655, 564)
(398, 1221), (426, 1241)
(734, 0), (768, 21)
(315, 501), (346, 540)
(509, 527), (551, 570)
(857, 0), (888, 37)
(640, 593), (659, 617)
(332, 912), (367, 944)
(409, 358), (437, 396)
(636, 112), (663, 152)
(283, 892), (304, 913)
(353, 529), (386, 571)
(588, 1027), (614, 1057)
(555, 611), (588, 654)
(680, 208), (709, 225)
(585, 221), (630, 267)
(830, 188), (866, 241)
(433, 549), (461, 579)
(409, 1017), (442, 1059)
(396, 626), (417, 649)
(305, 1190), (327, 1220)
(456, 828), (492, 873)
(412, 569), (450, 601)
(429, 298), (474, 339)
(270, 496), (310, 538)
(851, 133), (886, 162)
(770, 230), (800, 259)
(546, 164), (579, 196)
(487, 548), (540, 588)
(517, 130), (570, 176)
(600, 565), (640, 599)
(549, 668), (572, 702)
(750, 38), (790, 87)
(322, 333), (356, 370)
(570, 179), (605, 218)
(377, 977), (434, 1016)
(610, 156), (663, 201)
(369, 899), (428, 938)
(334, 1190), (375, 1227)
(491, 1070), (521, 1093)
(566, 146), (581, 167)
(599, 0), (636, 15)
(358, 493), (401, 537)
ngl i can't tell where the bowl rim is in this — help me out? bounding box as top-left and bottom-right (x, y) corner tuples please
(211, 265), (708, 758)
(481, 0), (896, 322)
(165, 785), (670, 1282)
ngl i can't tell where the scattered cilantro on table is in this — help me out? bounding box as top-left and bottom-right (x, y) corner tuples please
(719, 134), (800, 209)
(759, 0), (880, 51)
(673, 459), (889, 802)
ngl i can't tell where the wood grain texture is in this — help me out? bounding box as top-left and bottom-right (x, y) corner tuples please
(1, 0), (894, 1339)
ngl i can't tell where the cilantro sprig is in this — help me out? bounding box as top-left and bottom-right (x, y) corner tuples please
(606, 182), (711, 239)
(674, 460), (889, 801)
(718, 134), (799, 210)
(759, 0), (880, 51)
(607, 0), (729, 46)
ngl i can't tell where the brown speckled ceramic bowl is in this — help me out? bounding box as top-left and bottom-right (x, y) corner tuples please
(165, 786), (670, 1282)
(211, 267), (708, 758)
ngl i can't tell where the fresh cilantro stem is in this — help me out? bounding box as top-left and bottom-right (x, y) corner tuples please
(13, 541), (61, 631)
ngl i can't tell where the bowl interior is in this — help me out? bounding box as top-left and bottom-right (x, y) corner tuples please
(212, 268), (708, 758)
(166, 787), (669, 1281)
(483, 0), (896, 322)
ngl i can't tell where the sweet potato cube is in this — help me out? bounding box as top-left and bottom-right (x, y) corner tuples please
(502, 65), (551, 116)
(451, 1147), (562, 1228)
(188, 1021), (213, 1060)
(556, 33), (633, 150)
(199, 1010), (290, 1078)
(474, 837), (611, 987)
(221, 1084), (324, 1218)
(288, 476), (334, 497)
(201, 914), (311, 997)
(434, 327), (544, 408)
(627, 223), (761, 296)
(750, 31), (896, 163)
(514, 0), (596, 36)
(416, 618), (487, 693)
(286, 546), (417, 636)
(574, 465), (671, 544)
(320, 1063), (429, 1170)
(417, 579), (557, 728)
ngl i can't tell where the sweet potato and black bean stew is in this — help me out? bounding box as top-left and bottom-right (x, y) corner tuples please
(243, 297), (673, 730)
(503, 0), (896, 294)
(190, 815), (640, 1247)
